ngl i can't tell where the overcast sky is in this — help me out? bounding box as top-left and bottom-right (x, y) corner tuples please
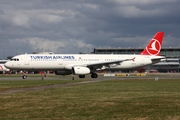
(0, 0), (180, 59)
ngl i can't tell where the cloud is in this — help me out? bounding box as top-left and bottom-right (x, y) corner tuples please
(8, 37), (93, 54)
(0, 0), (180, 58)
(112, 0), (178, 5)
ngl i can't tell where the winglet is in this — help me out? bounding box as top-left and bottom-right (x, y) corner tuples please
(140, 32), (164, 56)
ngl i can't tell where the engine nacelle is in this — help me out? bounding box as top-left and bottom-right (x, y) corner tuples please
(72, 66), (90, 75)
(55, 69), (72, 75)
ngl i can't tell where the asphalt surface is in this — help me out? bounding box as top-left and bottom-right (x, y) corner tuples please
(1, 73), (180, 80)
(0, 73), (180, 95)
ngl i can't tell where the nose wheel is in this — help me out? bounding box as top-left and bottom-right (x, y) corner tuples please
(22, 75), (27, 79)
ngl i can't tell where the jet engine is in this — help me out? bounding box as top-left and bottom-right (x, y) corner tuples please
(72, 66), (90, 75)
(55, 69), (72, 75)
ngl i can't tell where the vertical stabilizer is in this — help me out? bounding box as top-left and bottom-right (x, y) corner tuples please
(140, 32), (164, 56)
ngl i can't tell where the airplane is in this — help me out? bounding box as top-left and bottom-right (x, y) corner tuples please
(5, 32), (165, 79)
(0, 60), (10, 74)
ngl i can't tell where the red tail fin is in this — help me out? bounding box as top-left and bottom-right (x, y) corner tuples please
(140, 32), (164, 56)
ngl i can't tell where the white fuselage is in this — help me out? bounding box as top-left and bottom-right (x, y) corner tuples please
(5, 54), (164, 71)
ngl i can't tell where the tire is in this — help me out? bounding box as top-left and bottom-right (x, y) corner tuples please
(91, 73), (98, 78)
(79, 75), (85, 78)
(22, 75), (27, 79)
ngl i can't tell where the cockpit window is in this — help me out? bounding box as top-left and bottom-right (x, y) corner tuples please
(10, 58), (19, 61)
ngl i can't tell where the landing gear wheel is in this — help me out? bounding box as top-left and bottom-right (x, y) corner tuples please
(91, 73), (98, 78)
(79, 75), (85, 78)
(22, 75), (27, 79)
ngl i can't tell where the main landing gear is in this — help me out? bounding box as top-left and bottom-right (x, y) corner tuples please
(78, 72), (98, 78)
(91, 72), (98, 78)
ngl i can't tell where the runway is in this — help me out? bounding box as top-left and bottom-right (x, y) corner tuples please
(0, 73), (180, 95)
(1, 73), (180, 80)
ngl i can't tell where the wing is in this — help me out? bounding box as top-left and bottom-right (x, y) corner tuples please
(86, 58), (133, 70)
(64, 58), (134, 70)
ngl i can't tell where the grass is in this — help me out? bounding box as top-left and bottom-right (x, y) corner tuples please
(0, 78), (180, 120)
(0, 79), (84, 92)
(0, 74), (84, 91)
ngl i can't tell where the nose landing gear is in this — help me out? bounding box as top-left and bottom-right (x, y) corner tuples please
(22, 75), (27, 79)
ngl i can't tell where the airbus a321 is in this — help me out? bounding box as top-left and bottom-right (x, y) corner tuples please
(5, 32), (165, 79)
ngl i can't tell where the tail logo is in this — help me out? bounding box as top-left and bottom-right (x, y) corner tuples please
(146, 39), (161, 55)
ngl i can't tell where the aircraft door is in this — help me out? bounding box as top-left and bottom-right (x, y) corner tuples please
(140, 58), (145, 65)
(24, 55), (29, 65)
(141, 58), (145, 65)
